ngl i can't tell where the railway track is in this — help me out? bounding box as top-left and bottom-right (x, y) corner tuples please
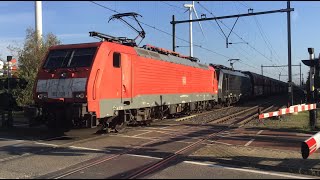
(38, 102), (275, 179)
(0, 102), (251, 165)
(124, 104), (275, 179)
(0, 95), (287, 179)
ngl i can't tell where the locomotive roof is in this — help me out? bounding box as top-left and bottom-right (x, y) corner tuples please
(49, 42), (102, 50)
(242, 71), (287, 84)
(134, 46), (210, 70)
(218, 68), (250, 78)
(47, 41), (212, 70)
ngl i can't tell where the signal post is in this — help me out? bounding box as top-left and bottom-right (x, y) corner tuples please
(302, 48), (319, 130)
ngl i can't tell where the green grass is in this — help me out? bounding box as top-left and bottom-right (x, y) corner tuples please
(247, 111), (320, 133)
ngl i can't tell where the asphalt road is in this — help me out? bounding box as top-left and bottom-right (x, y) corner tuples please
(0, 116), (318, 179)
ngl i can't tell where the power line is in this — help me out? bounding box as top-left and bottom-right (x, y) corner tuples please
(237, 1), (250, 9)
(90, 1), (276, 73)
(236, 2), (286, 66)
(196, 2), (228, 39)
(233, 1), (283, 74)
(197, 1), (286, 77)
(230, 1), (283, 72)
(196, 1), (279, 64)
(235, 1), (286, 73)
(252, 16), (286, 73)
(160, 1), (185, 11)
(194, 45), (232, 59)
(89, 1), (231, 60)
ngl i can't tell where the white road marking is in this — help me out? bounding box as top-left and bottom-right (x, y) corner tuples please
(126, 154), (163, 160)
(175, 140), (194, 144)
(148, 130), (175, 136)
(183, 161), (314, 179)
(142, 127), (162, 130)
(296, 133), (312, 137)
(245, 130), (264, 147)
(11, 143), (26, 147)
(109, 134), (156, 140)
(35, 142), (59, 147)
(0, 138), (24, 142)
(244, 139), (255, 146)
(69, 146), (109, 152)
(133, 131), (152, 137)
(208, 140), (232, 146)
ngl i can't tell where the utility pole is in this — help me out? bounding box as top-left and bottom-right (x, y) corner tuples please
(172, 15), (175, 52)
(287, 1), (293, 106)
(6, 55), (13, 128)
(35, 1), (43, 44)
(300, 62), (302, 86)
(186, 2), (193, 57)
(6, 56), (12, 93)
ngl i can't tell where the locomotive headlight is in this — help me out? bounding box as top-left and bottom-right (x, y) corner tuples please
(37, 93), (48, 99)
(75, 92), (86, 99)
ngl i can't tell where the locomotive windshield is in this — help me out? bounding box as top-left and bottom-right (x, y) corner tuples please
(43, 47), (97, 69)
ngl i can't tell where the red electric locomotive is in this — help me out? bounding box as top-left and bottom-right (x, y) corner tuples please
(32, 31), (219, 132)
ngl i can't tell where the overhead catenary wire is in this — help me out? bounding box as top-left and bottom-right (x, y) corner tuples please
(160, 1), (186, 12)
(197, 1), (278, 65)
(197, 1), (285, 78)
(162, 1), (263, 70)
(89, 1), (231, 60)
(233, 1), (284, 75)
(90, 1), (284, 76)
(236, 1), (286, 64)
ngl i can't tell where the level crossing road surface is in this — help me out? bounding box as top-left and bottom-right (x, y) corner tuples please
(0, 120), (319, 179)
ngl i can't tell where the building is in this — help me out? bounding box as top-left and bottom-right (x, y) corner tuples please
(0, 59), (17, 77)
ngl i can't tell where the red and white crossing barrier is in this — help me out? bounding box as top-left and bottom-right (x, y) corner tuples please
(301, 132), (320, 159)
(259, 103), (316, 119)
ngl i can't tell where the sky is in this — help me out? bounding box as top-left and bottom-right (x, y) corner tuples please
(0, 1), (319, 85)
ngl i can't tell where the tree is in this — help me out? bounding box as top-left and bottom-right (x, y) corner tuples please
(8, 28), (61, 105)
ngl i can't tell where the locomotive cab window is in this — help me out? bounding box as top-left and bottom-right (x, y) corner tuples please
(43, 47), (97, 69)
(113, 52), (121, 68)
